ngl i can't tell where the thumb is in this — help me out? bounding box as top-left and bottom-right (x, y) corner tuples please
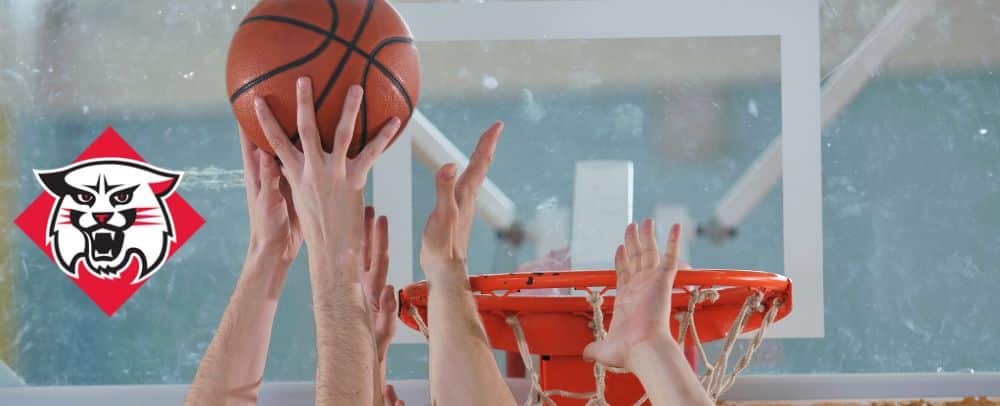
(583, 341), (623, 369)
(582, 341), (602, 362)
(423, 164), (458, 253)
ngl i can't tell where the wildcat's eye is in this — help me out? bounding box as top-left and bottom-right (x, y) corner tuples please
(112, 190), (133, 205)
(74, 193), (95, 205)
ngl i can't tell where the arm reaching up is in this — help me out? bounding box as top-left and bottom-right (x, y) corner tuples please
(419, 123), (517, 406)
(253, 77), (401, 406)
(186, 127), (303, 406)
(583, 220), (713, 406)
(362, 206), (401, 405)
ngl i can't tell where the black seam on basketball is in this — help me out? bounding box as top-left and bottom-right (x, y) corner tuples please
(314, 0), (376, 110)
(231, 0), (415, 154)
(238, 16), (411, 80)
(233, 3), (412, 109)
(240, 15), (329, 36)
(228, 35), (333, 103)
(358, 37), (415, 148)
(229, 0), (340, 103)
(367, 37), (415, 113)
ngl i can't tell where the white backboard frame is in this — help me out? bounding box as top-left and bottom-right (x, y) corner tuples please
(376, 0), (822, 341)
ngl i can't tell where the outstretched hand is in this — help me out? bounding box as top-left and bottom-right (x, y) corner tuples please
(583, 220), (682, 369)
(418, 122), (503, 282)
(239, 125), (303, 274)
(362, 206), (398, 362)
(253, 77), (401, 275)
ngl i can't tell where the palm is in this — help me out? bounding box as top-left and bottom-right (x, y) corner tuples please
(585, 220), (681, 369)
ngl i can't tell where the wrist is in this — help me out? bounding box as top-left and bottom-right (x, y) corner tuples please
(243, 246), (293, 281)
(232, 252), (289, 310)
(246, 238), (295, 269)
(625, 332), (683, 371)
(306, 247), (355, 282)
(427, 271), (471, 293)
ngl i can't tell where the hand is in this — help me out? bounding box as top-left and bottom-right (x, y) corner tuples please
(418, 122), (503, 283)
(583, 220), (682, 369)
(239, 125), (303, 270)
(362, 206), (398, 363)
(253, 77), (401, 276)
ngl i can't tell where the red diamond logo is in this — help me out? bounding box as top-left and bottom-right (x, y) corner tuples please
(15, 127), (204, 316)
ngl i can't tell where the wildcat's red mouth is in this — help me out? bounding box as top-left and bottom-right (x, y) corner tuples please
(89, 228), (124, 260)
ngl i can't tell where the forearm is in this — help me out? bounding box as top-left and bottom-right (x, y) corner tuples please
(311, 255), (377, 406)
(186, 251), (289, 406)
(427, 272), (516, 405)
(626, 334), (713, 406)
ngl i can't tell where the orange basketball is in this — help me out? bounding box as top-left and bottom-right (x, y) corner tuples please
(226, 0), (420, 157)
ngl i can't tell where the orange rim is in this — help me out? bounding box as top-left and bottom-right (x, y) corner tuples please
(399, 269), (793, 355)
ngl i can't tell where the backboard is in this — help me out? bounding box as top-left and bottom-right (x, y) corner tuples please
(375, 0), (822, 345)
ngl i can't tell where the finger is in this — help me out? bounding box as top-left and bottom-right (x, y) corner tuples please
(374, 215), (389, 264)
(363, 206), (375, 270)
(422, 164), (458, 253)
(455, 122), (503, 208)
(368, 237), (389, 310)
(332, 85), (364, 168)
(453, 122), (503, 253)
(238, 125), (261, 196)
(638, 218), (660, 271)
(258, 150), (281, 199)
(623, 222), (641, 270)
(253, 96), (302, 174)
(349, 117), (400, 188)
(661, 223), (682, 282)
(279, 176), (301, 238)
(375, 285), (397, 359)
(614, 244), (630, 287)
(296, 76), (324, 163)
(384, 385), (400, 405)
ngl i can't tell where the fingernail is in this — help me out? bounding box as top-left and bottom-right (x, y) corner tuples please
(443, 165), (456, 179)
(253, 96), (264, 109)
(390, 117), (401, 126)
(298, 77), (310, 88)
(349, 85), (363, 96)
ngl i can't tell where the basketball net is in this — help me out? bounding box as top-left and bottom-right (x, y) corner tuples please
(407, 285), (785, 405)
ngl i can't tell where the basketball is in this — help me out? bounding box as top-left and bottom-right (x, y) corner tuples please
(226, 0), (420, 157)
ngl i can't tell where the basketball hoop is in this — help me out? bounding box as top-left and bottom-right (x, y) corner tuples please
(399, 269), (792, 405)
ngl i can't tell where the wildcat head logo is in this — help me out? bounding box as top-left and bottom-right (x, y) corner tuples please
(16, 128), (203, 316)
(36, 159), (181, 283)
